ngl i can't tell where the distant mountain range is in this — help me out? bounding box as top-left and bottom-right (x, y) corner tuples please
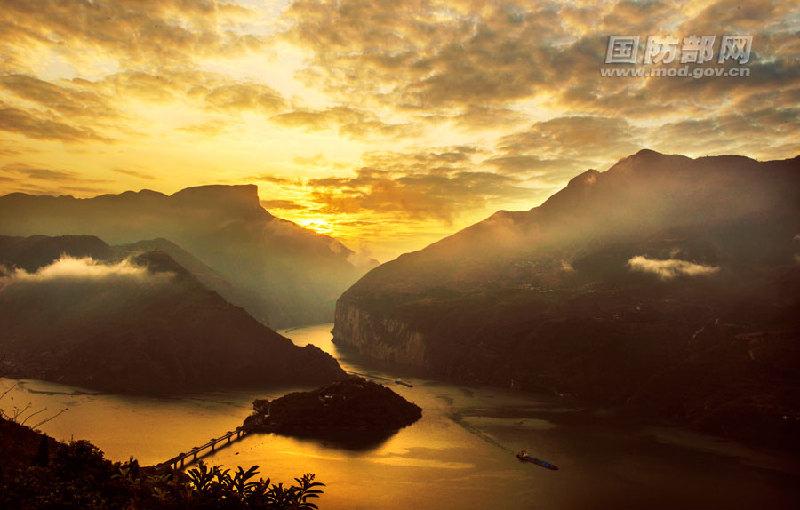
(333, 150), (800, 447)
(0, 234), (345, 393)
(0, 185), (376, 328)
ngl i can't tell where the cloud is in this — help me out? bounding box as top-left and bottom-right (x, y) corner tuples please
(0, 144), (22, 156)
(177, 120), (229, 135)
(483, 154), (573, 177)
(293, 154), (326, 167)
(307, 163), (529, 223)
(0, 163), (111, 195)
(285, 1), (560, 109)
(0, 75), (120, 144)
(261, 199), (307, 211)
(0, 0), (265, 68)
(0, 103), (107, 142)
(93, 69), (289, 121)
(2, 256), (153, 283)
(499, 116), (640, 160)
(0, 68), (290, 144)
(0, 75), (114, 119)
(2, 162), (76, 180)
(494, 115), (641, 181)
(272, 106), (412, 138)
(446, 105), (528, 130)
(648, 107), (800, 159)
(627, 256), (720, 280)
(285, 0), (798, 164)
(0, 0), (797, 260)
(292, 145), (541, 223)
(113, 168), (156, 180)
(203, 83), (285, 113)
(246, 174), (302, 185)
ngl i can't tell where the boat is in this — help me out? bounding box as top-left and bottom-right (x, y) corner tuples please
(516, 450), (559, 471)
(395, 379), (413, 387)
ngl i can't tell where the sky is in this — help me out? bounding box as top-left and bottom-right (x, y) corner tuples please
(0, 0), (798, 261)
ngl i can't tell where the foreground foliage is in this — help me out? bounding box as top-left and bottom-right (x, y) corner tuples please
(0, 437), (324, 509)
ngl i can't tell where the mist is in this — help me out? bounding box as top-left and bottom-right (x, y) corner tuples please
(0, 255), (172, 287)
(627, 255), (720, 280)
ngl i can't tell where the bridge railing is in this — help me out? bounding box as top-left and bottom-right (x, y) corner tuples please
(158, 426), (247, 471)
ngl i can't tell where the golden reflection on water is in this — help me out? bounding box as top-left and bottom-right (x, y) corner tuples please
(3, 323), (799, 510)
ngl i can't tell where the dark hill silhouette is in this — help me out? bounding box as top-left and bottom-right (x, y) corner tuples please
(0, 235), (345, 393)
(243, 376), (422, 449)
(333, 150), (800, 448)
(0, 234), (113, 272)
(0, 185), (375, 327)
(115, 237), (262, 317)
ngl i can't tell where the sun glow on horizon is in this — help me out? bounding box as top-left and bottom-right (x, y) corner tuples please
(0, 1), (797, 259)
(297, 218), (333, 235)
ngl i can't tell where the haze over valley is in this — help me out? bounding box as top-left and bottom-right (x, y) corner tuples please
(1, 1), (799, 509)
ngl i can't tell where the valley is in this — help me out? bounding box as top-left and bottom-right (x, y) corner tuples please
(3, 324), (798, 510)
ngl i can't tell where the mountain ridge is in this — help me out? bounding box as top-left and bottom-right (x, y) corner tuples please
(0, 184), (373, 327)
(332, 150), (800, 448)
(0, 234), (346, 393)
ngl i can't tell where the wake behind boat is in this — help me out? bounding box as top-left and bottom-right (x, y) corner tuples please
(517, 450), (559, 471)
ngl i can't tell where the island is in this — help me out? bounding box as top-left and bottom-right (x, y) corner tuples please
(242, 376), (422, 449)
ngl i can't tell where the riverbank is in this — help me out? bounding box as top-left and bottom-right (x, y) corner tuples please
(2, 324), (799, 509)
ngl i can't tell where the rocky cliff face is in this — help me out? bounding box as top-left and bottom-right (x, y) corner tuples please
(333, 302), (429, 367)
(333, 151), (800, 448)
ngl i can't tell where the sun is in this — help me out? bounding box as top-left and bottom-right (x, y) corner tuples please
(298, 217), (333, 235)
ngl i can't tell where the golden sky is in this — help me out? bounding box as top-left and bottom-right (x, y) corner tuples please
(1, 0), (798, 261)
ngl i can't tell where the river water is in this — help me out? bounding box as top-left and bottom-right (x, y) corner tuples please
(2, 323), (799, 509)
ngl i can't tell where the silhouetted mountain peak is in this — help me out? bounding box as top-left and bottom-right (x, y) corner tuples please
(0, 185), (371, 327)
(171, 184), (270, 218)
(117, 189), (163, 199)
(0, 235), (346, 392)
(0, 234), (113, 272)
(132, 250), (192, 278)
(605, 148), (691, 175)
(333, 150), (800, 449)
(566, 168), (600, 187)
(634, 148), (662, 158)
(89, 185), (271, 221)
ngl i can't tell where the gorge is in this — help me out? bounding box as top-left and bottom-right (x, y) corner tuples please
(332, 150), (800, 448)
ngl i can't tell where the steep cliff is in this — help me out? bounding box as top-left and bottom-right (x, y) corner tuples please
(333, 304), (429, 366)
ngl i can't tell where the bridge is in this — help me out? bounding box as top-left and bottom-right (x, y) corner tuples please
(157, 426), (248, 471)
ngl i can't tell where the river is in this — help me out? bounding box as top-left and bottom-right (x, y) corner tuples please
(2, 323), (798, 509)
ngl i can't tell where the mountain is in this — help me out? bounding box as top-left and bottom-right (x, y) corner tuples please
(115, 237), (258, 316)
(0, 185), (374, 327)
(0, 235), (345, 393)
(333, 150), (800, 447)
(0, 234), (113, 271)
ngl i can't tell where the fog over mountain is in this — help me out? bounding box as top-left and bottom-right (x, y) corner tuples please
(0, 235), (345, 393)
(333, 150), (800, 447)
(0, 185), (375, 327)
